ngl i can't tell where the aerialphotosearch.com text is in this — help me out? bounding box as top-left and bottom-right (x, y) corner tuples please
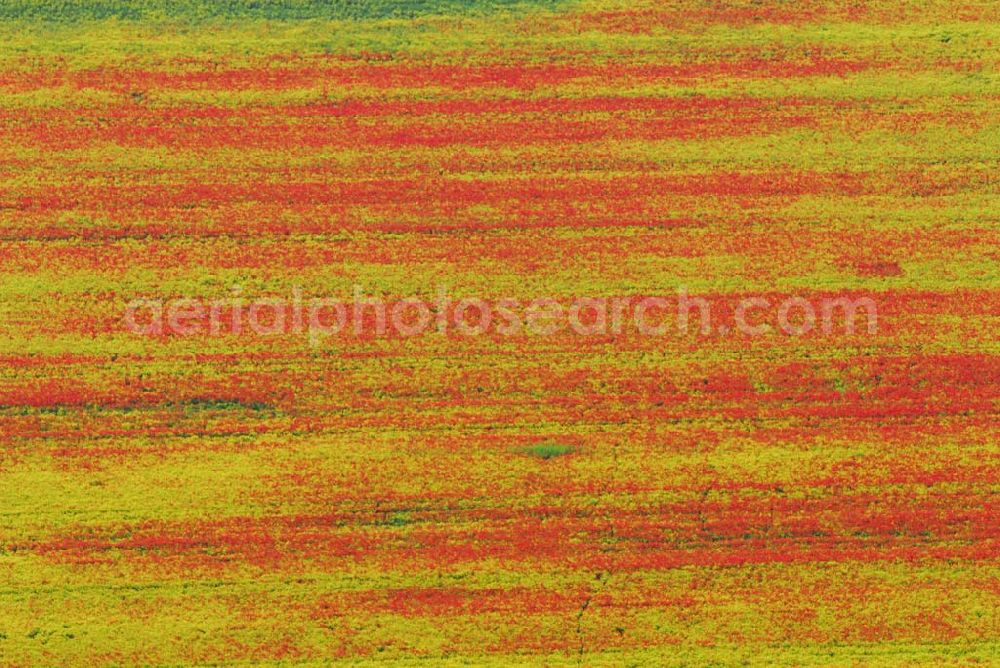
(124, 285), (878, 347)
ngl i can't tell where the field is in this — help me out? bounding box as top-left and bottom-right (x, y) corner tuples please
(0, 1), (998, 665)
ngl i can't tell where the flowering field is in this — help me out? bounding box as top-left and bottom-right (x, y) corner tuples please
(0, 0), (998, 665)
